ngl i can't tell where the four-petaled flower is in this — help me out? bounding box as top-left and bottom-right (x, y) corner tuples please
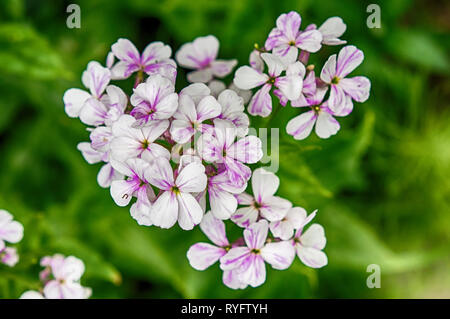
(220, 220), (295, 288)
(176, 35), (237, 83)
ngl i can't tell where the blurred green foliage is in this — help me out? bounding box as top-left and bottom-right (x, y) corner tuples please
(0, 0), (449, 298)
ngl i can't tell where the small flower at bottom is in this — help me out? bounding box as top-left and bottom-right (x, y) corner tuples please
(220, 220), (295, 288)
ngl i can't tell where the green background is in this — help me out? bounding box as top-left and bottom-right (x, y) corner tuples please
(0, 0), (449, 298)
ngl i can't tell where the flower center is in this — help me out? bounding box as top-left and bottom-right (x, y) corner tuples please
(267, 77), (276, 85)
(141, 139), (149, 149)
(331, 76), (340, 84)
(171, 186), (180, 194)
(311, 105), (321, 114)
(288, 40), (296, 46)
(251, 248), (261, 254)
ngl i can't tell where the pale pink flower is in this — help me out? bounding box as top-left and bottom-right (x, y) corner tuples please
(0, 246), (19, 267)
(110, 38), (177, 82)
(233, 53), (303, 117)
(231, 168), (292, 227)
(130, 75), (179, 127)
(292, 211), (328, 268)
(146, 157), (207, 230)
(270, 207), (317, 240)
(176, 35), (237, 83)
(320, 45), (371, 112)
(265, 11), (322, 64)
(220, 220), (295, 288)
(0, 210), (23, 251)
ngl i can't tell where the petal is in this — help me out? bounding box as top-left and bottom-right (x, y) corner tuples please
(110, 61), (138, 79)
(142, 143), (171, 162)
(244, 219), (268, 250)
(0, 220), (23, 244)
(276, 11), (302, 41)
(144, 60), (177, 83)
(187, 68), (213, 83)
(224, 158), (251, 189)
(286, 111), (317, 140)
(77, 142), (103, 164)
(320, 54), (337, 83)
(214, 118), (237, 149)
(233, 66), (268, 90)
(170, 120), (195, 144)
(177, 192), (204, 230)
(269, 220), (294, 240)
(141, 41), (172, 66)
(220, 246), (251, 270)
(187, 243), (226, 270)
(130, 199), (153, 227)
(248, 84), (273, 117)
(296, 245), (328, 268)
(199, 211), (229, 246)
(210, 59), (238, 78)
(231, 206), (259, 228)
(110, 136), (141, 162)
(315, 111), (340, 139)
(197, 95), (221, 122)
(223, 269), (248, 289)
(146, 157), (174, 190)
(208, 80), (227, 97)
(227, 136), (263, 164)
(261, 53), (286, 77)
(235, 192), (254, 205)
(151, 191), (178, 228)
(110, 180), (135, 206)
(336, 45), (364, 78)
(238, 254), (266, 287)
(327, 84), (346, 112)
(261, 241), (295, 269)
(176, 162), (207, 193)
(259, 196), (292, 222)
(275, 74), (302, 101)
(180, 83), (211, 104)
(174, 94), (197, 122)
(142, 119), (170, 143)
(249, 49), (264, 72)
(63, 88), (90, 118)
(153, 93), (179, 120)
(97, 163), (123, 188)
(209, 185), (238, 220)
(111, 38), (140, 65)
(176, 35), (219, 69)
(82, 61), (111, 98)
(273, 44), (299, 65)
(286, 207), (308, 230)
(79, 98), (108, 126)
(339, 76), (371, 102)
(295, 29), (323, 53)
(218, 89), (244, 115)
(301, 223), (326, 250)
(251, 167), (279, 202)
(20, 291), (45, 299)
(197, 133), (222, 163)
(318, 17), (347, 45)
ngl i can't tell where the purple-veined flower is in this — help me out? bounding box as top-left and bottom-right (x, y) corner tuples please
(270, 207), (317, 240)
(231, 167), (292, 227)
(286, 84), (352, 140)
(216, 89), (250, 138)
(130, 74), (179, 127)
(233, 53), (303, 117)
(110, 114), (170, 162)
(292, 211), (328, 268)
(170, 93), (221, 144)
(220, 220), (295, 288)
(0, 247), (19, 267)
(320, 45), (371, 112)
(110, 158), (156, 225)
(0, 210), (23, 251)
(146, 157), (207, 230)
(37, 254), (91, 299)
(63, 61), (111, 118)
(187, 212), (247, 289)
(197, 119), (263, 188)
(110, 38), (177, 82)
(79, 84), (127, 127)
(265, 11), (322, 64)
(176, 35), (237, 83)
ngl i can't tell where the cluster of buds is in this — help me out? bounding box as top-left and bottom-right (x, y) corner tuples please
(20, 254), (91, 299)
(63, 11), (370, 288)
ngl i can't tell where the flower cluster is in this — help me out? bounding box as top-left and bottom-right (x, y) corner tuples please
(20, 254), (91, 299)
(63, 10), (369, 289)
(0, 209), (23, 267)
(233, 12), (371, 140)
